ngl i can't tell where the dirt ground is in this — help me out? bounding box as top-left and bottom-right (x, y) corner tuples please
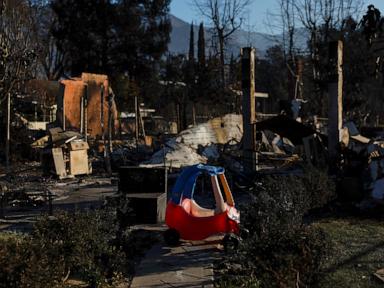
(314, 217), (384, 288)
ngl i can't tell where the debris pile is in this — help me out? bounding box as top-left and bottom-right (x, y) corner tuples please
(142, 114), (243, 168)
(41, 128), (91, 179)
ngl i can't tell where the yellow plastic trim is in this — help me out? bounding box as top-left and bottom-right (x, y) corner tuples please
(219, 174), (234, 206)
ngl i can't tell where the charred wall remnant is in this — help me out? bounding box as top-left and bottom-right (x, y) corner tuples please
(56, 73), (119, 138)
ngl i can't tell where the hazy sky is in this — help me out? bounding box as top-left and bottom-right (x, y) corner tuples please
(170, 0), (384, 34)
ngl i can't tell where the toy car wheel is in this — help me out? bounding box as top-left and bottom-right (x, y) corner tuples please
(164, 228), (180, 246)
(240, 228), (250, 240)
(223, 234), (239, 253)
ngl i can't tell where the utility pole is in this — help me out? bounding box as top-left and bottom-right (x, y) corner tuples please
(241, 47), (257, 173)
(328, 40), (343, 174)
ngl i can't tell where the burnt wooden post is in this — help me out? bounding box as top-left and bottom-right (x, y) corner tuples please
(328, 40), (343, 173)
(242, 47), (257, 172)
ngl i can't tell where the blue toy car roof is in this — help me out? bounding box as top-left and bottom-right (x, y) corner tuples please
(170, 164), (225, 204)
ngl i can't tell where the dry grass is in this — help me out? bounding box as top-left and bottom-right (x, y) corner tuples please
(314, 218), (384, 288)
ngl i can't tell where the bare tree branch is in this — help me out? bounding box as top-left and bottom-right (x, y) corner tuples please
(193, 0), (250, 87)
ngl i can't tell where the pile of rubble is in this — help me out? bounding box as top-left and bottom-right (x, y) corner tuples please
(142, 114), (243, 168)
(40, 128), (91, 179)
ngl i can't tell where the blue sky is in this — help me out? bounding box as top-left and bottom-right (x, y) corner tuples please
(170, 0), (384, 34)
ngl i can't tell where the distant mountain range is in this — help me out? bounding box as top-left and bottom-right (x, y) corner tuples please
(168, 14), (307, 58)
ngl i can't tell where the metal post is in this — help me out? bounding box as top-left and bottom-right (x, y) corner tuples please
(84, 85), (88, 142)
(135, 94), (139, 144)
(138, 103), (146, 138)
(241, 47), (257, 173)
(5, 92), (10, 171)
(328, 40), (343, 174)
(108, 89), (113, 153)
(101, 84), (111, 175)
(105, 88), (113, 176)
(62, 90), (66, 131)
(101, 84), (105, 154)
(80, 94), (84, 134)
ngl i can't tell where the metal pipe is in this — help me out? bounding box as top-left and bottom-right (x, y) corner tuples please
(84, 85), (88, 142)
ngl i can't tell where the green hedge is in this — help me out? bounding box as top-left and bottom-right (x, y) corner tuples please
(217, 166), (335, 287)
(0, 210), (135, 288)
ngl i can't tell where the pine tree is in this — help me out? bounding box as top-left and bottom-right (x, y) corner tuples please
(196, 22), (207, 105)
(188, 22), (195, 63)
(51, 0), (171, 81)
(51, 0), (114, 76)
(197, 22), (206, 69)
(186, 22), (195, 86)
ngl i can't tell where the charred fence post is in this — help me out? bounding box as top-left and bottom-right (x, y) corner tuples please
(241, 47), (258, 173)
(328, 40), (343, 174)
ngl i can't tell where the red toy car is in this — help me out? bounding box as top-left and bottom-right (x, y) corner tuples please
(164, 164), (240, 248)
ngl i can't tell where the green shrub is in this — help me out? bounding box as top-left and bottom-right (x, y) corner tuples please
(0, 209), (134, 288)
(218, 226), (330, 288)
(241, 175), (308, 237)
(217, 167), (335, 287)
(31, 210), (128, 286)
(300, 165), (336, 209)
(0, 234), (28, 288)
(241, 166), (336, 238)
